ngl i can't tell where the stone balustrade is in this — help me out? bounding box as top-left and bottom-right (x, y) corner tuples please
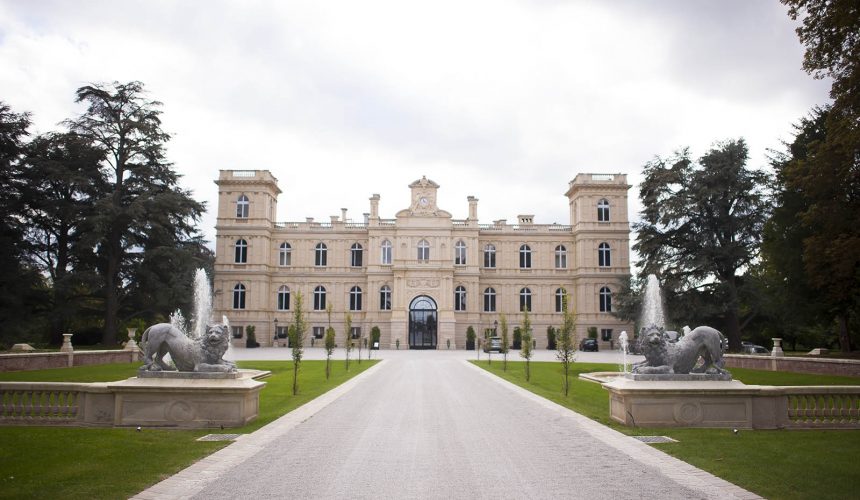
(784, 387), (860, 429)
(0, 349), (142, 372)
(0, 382), (113, 426)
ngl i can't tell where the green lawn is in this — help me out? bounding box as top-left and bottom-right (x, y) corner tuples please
(0, 359), (377, 499)
(473, 360), (860, 500)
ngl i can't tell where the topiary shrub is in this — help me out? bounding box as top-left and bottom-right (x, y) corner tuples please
(547, 326), (557, 350)
(466, 326), (476, 350)
(512, 327), (522, 350)
(246, 325), (260, 348)
(370, 326), (381, 349)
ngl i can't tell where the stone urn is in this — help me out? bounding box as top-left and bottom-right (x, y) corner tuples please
(125, 328), (139, 351)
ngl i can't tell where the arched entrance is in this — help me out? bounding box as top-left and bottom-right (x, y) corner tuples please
(409, 295), (437, 349)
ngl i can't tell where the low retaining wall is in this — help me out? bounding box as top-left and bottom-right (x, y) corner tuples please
(724, 354), (860, 377)
(0, 349), (141, 372)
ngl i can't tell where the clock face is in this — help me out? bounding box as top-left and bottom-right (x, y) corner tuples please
(419, 197), (429, 207)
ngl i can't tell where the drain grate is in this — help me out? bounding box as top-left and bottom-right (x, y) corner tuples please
(633, 435), (678, 444)
(197, 433), (242, 442)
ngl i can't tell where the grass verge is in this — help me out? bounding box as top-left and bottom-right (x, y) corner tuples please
(473, 359), (860, 500)
(0, 359), (377, 499)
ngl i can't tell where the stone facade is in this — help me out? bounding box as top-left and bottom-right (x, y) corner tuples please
(213, 171), (633, 349)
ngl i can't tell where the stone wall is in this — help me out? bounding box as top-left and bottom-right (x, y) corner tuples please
(0, 349), (141, 372)
(724, 354), (860, 377)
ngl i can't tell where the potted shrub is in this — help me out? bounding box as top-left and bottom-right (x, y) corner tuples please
(512, 327), (522, 350)
(547, 326), (557, 350)
(466, 326), (476, 350)
(245, 325), (260, 348)
(370, 326), (381, 349)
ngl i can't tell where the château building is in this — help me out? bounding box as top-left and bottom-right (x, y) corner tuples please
(213, 170), (633, 349)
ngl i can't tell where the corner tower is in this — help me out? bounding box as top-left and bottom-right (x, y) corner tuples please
(565, 173), (632, 346)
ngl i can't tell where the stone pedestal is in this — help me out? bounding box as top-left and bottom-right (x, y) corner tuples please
(108, 370), (265, 428)
(60, 333), (74, 353)
(603, 378), (788, 429)
(772, 337), (785, 357)
(125, 328), (138, 351)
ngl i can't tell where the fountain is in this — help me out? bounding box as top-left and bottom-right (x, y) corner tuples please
(601, 274), (759, 428)
(106, 269), (265, 428)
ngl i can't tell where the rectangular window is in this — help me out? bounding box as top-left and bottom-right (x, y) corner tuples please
(601, 329), (613, 342)
(313, 326), (325, 339)
(276, 326), (289, 339)
(232, 326), (243, 339)
(351, 327), (361, 339)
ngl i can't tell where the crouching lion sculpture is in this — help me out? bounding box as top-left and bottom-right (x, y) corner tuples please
(140, 323), (236, 373)
(632, 324), (727, 375)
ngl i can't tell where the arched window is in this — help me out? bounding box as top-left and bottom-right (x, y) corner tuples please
(232, 283), (246, 309)
(350, 243), (363, 267)
(483, 287), (496, 312)
(598, 242), (611, 267)
(236, 195), (249, 218)
(454, 240), (467, 265)
(277, 285), (290, 311)
(520, 287), (532, 312)
(381, 239), (392, 265)
(234, 239), (248, 264)
(599, 286), (612, 312)
(417, 239), (430, 261)
(279, 242), (291, 266)
(379, 285), (392, 310)
(315, 243), (327, 266)
(349, 286), (362, 311)
(597, 199), (610, 222)
(454, 285), (466, 311)
(555, 287), (567, 313)
(483, 244), (496, 268)
(519, 244), (532, 269)
(313, 285), (327, 310)
(555, 245), (567, 269)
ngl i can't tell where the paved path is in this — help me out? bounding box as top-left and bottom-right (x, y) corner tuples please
(134, 355), (759, 499)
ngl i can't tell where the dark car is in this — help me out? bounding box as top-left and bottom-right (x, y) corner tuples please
(579, 338), (599, 352)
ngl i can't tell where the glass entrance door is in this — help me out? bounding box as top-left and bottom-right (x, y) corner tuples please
(409, 296), (437, 349)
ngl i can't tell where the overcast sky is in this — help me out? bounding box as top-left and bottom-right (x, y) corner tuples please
(1, 0), (830, 250)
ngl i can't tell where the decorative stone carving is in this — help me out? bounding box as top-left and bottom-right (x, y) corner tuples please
(140, 323), (236, 373)
(407, 278), (440, 288)
(632, 324), (728, 377)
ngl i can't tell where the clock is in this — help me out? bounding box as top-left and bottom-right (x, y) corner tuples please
(419, 197), (429, 207)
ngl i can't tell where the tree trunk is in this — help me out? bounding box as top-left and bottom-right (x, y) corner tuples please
(837, 313), (852, 353)
(724, 279), (742, 352)
(102, 225), (122, 346)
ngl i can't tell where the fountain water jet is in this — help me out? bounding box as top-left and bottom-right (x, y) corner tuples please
(640, 274), (666, 330)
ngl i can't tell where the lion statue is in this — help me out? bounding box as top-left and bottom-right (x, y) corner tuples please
(140, 323), (236, 373)
(632, 324), (727, 375)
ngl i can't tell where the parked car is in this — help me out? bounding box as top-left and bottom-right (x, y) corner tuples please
(579, 338), (599, 352)
(743, 344), (770, 355)
(483, 336), (503, 352)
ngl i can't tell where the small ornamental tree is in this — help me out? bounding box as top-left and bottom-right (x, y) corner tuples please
(520, 308), (533, 382)
(344, 312), (353, 371)
(499, 314), (510, 371)
(290, 291), (306, 395)
(556, 294), (577, 396)
(357, 330), (363, 365)
(324, 302), (335, 379)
